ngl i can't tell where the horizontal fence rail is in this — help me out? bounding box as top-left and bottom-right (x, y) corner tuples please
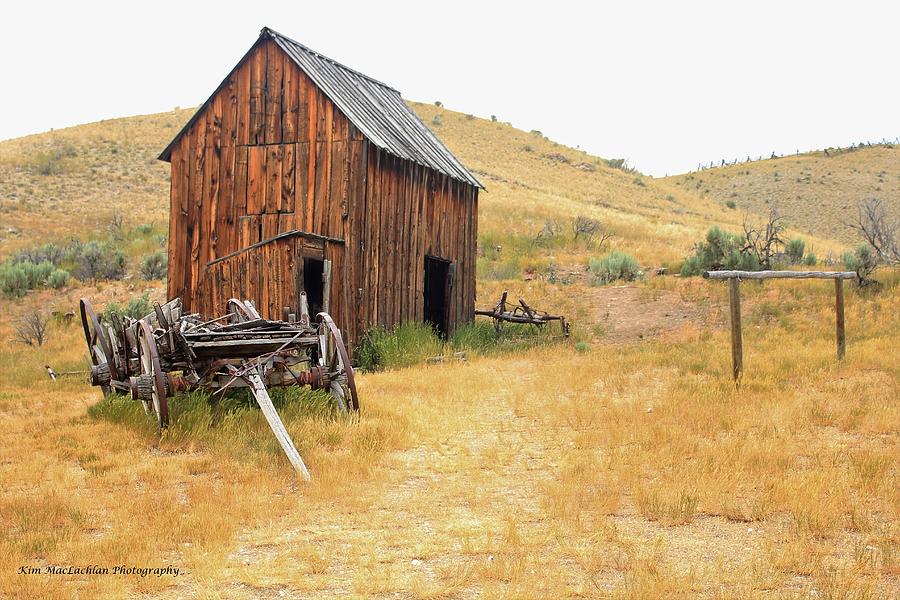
(703, 270), (857, 280)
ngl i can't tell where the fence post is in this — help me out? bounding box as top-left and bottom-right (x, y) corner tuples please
(835, 278), (845, 359)
(729, 277), (743, 380)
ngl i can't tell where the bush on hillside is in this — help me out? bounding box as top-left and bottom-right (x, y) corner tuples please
(72, 241), (126, 282)
(785, 238), (806, 264)
(141, 251), (168, 280)
(0, 260), (56, 298)
(589, 250), (642, 285)
(101, 293), (152, 326)
(843, 244), (878, 285)
(680, 226), (761, 276)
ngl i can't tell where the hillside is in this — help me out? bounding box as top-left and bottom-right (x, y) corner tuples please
(661, 145), (900, 246)
(0, 105), (845, 272)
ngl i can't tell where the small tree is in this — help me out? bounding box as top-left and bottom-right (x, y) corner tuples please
(843, 244), (878, 285)
(741, 207), (785, 269)
(16, 311), (50, 346)
(849, 198), (899, 265)
(572, 216), (612, 249)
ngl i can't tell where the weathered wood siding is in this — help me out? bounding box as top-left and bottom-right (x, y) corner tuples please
(166, 38), (478, 349)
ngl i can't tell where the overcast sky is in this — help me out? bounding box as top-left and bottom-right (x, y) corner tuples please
(1, 1), (897, 176)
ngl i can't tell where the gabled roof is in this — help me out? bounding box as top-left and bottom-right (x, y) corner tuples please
(159, 27), (482, 189)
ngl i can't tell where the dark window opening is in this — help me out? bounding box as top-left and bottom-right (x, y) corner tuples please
(423, 256), (451, 338)
(303, 258), (325, 317)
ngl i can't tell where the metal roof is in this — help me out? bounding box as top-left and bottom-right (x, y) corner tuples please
(160, 28), (482, 189)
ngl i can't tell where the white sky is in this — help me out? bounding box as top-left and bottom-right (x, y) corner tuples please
(1, 0), (897, 176)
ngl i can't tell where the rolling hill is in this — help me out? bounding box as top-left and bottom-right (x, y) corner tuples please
(0, 104), (855, 272)
(661, 145), (900, 247)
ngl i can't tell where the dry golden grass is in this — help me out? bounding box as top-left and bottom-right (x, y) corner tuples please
(662, 145), (900, 247)
(1, 104), (897, 598)
(1, 273), (897, 598)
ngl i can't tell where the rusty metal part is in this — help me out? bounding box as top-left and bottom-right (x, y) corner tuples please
(475, 291), (570, 337)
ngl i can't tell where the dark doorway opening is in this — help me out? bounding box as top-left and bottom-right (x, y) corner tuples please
(303, 257), (325, 316)
(423, 256), (451, 338)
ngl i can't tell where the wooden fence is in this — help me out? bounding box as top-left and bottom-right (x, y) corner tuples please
(703, 270), (858, 380)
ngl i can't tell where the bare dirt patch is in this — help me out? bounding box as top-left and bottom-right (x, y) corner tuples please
(585, 283), (709, 343)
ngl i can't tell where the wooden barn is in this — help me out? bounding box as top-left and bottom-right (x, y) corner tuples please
(160, 27), (482, 349)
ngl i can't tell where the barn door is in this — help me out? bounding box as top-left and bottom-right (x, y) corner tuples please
(423, 256), (454, 338)
(295, 240), (328, 317)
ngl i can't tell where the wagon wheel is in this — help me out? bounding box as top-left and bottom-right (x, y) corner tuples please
(226, 298), (256, 324)
(137, 320), (169, 429)
(79, 298), (118, 395)
(316, 313), (359, 412)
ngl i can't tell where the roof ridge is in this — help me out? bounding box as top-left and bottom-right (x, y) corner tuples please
(260, 27), (400, 94)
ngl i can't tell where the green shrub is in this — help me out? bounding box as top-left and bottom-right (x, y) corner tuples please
(102, 293), (152, 325)
(0, 260), (57, 297)
(843, 244), (878, 283)
(47, 269), (70, 289)
(589, 250), (642, 285)
(803, 253), (817, 266)
(140, 251), (168, 280)
(725, 199), (736, 209)
(680, 227), (761, 276)
(786, 238), (806, 264)
(72, 241), (126, 282)
(575, 341), (590, 353)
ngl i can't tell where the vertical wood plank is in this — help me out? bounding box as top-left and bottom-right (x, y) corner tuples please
(281, 143), (295, 213)
(265, 144), (282, 214)
(835, 278), (846, 360)
(249, 44), (266, 145)
(247, 146), (266, 214)
(729, 277), (743, 381)
(265, 41), (282, 144)
(281, 54), (298, 143)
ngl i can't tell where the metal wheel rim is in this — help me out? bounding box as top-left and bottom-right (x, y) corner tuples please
(317, 313), (359, 412)
(137, 320), (169, 429)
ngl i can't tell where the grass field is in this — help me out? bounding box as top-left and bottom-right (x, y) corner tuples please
(1, 273), (897, 598)
(0, 104), (897, 598)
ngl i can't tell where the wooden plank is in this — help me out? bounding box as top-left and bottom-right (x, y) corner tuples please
(265, 144), (282, 214)
(265, 40), (282, 144)
(206, 96), (222, 263)
(322, 259), (332, 314)
(835, 278), (846, 360)
(313, 141), (329, 234)
(282, 54), (298, 143)
(281, 143), (295, 213)
(236, 57), (251, 146)
(295, 142), (310, 230)
(221, 71), (238, 147)
(704, 270), (858, 280)
(245, 370), (311, 481)
(249, 44), (266, 145)
(247, 146), (266, 214)
(166, 143), (182, 300)
(234, 146), (249, 217)
(218, 144), (236, 255)
(729, 277), (743, 381)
